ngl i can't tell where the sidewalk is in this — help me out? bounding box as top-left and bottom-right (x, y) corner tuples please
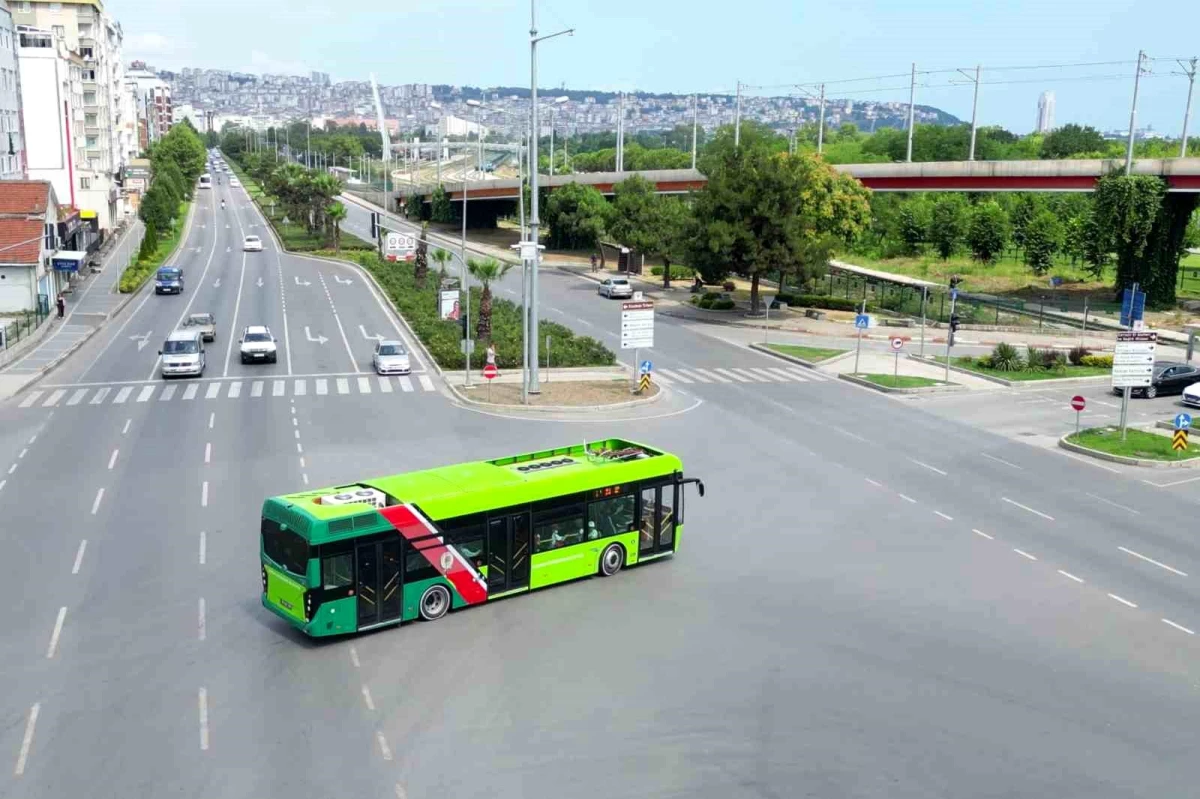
(0, 221), (144, 399)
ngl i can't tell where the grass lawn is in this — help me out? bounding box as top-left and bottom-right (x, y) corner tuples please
(845, 252), (1114, 296)
(764, 343), (847, 362)
(1068, 427), (1200, 461)
(939, 355), (1110, 382)
(118, 201), (190, 293)
(855, 373), (947, 389)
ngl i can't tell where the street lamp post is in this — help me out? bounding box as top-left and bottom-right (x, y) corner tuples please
(527, 4), (573, 394)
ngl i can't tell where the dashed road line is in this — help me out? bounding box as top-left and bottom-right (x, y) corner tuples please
(972, 529), (994, 540)
(349, 646), (361, 668)
(864, 477), (883, 487)
(91, 488), (104, 515)
(1108, 593), (1138, 609)
(1057, 569), (1085, 584)
(1002, 497), (1054, 521)
(71, 540), (87, 575)
(201, 481), (209, 508)
(198, 687), (209, 751)
(199, 531), (207, 565)
(1118, 546), (1187, 577)
(909, 458), (947, 476)
(108, 449), (119, 470)
(121, 418), (131, 434)
(46, 607), (67, 659)
(361, 685), (376, 711)
(198, 598), (207, 641)
(898, 493), (917, 504)
(934, 510), (953, 521)
(376, 731), (393, 761)
(1087, 493), (1140, 515)
(1162, 618), (1196, 635)
(13, 703), (39, 776)
(204, 442), (212, 464)
(981, 452), (1021, 469)
(1013, 548), (1038, 561)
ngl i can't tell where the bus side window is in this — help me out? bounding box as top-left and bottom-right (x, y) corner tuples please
(532, 496), (585, 553)
(322, 553), (353, 589)
(588, 493), (635, 539)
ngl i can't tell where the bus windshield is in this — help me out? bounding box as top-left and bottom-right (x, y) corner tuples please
(157, 268), (181, 280)
(198, 174), (212, 188)
(262, 518), (308, 576)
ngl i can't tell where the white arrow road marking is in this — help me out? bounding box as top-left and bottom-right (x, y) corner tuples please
(213, 278), (221, 288)
(294, 275), (311, 286)
(225, 224), (231, 229)
(305, 326), (329, 345)
(226, 246), (231, 253)
(333, 274), (353, 285)
(256, 276), (264, 287)
(359, 325), (383, 341)
(130, 331), (151, 351)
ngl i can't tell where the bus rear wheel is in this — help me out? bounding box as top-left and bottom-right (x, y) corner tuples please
(599, 543), (625, 577)
(419, 585), (451, 621)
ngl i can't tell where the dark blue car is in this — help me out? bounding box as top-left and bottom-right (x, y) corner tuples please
(155, 267), (184, 295)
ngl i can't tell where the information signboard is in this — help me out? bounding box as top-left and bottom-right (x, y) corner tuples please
(1112, 331), (1156, 388)
(620, 301), (654, 350)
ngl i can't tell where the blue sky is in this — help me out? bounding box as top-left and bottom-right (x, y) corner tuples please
(111, 0), (1199, 135)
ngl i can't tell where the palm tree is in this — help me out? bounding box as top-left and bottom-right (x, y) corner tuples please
(326, 201), (347, 251)
(466, 256), (513, 341)
(413, 222), (430, 286)
(430, 248), (453, 286)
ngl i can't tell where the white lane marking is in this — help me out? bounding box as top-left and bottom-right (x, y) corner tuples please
(108, 449), (119, 470)
(199, 531), (207, 566)
(898, 494), (917, 504)
(183, 383), (198, 401)
(865, 478), (883, 488)
(396, 783), (407, 799)
(251, 381), (263, 398)
(909, 458), (947, 476)
(658, 368), (692, 384)
(42, 389), (66, 407)
(208, 412), (214, 429)
(378, 376), (393, 393)
(934, 511), (953, 521)
(198, 598), (206, 641)
(981, 452), (1021, 469)
(121, 417), (130, 434)
(18, 391), (42, 408)
(296, 443), (303, 454)
(419, 375), (434, 391)
(972, 529), (994, 540)
(18, 448), (26, 459)
(358, 376), (371, 394)
(198, 688), (209, 751)
(361, 685), (376, 711)
(706, 369), (734, 384)
(160, 384), (177, 401)
(302, 473), (309, 485)
(72, 539), (87, 574)
(1013, 548), (1038, 561)
(228, 381), (242, 399)
(0, 479), (6, 492)
(14, 703), (39, 776)
(7, 464), (15, 475)
(1118, 546), (1187, 577)
(204, 442), (212, 464)
(1058, 569), (1085, 583)
(272, 380), (285, 397)
(67, 388), (88, 406)
(1086, 493), (1139, 515)
(201, 481), (209, 507)
(349, 646), (361, 668)
(222, 251), (249, 376)
(1108, 593), (1138, 609)
(833, 426), (868, 444)
(1002, 497), (1055, 521)
(91, 488), (104, 515)
(376, 731), (393, 761)
(1143, 474), (1200, 488)
(28, 434), (36, 444)
(1057, 448), (1122, 473)
(299, 457), (306, 468)
(90, 387), (111, 405)
(398, 376), (414, 392)
(337, 377), (350, 394)
(294, 379), (306, 396)
(316, 378), (328, 395)
(1094, 399), (1120, 408)
(136, 385), (155, 403)
(1162, 618), (1196, 635)
(46, 606), (67, 658)
(732, 367), (771, 383)
(203, 382), (219, 399)
(291, 417), (298, 427)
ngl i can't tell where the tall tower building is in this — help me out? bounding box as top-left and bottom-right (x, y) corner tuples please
(1036, 90), (1055, 134)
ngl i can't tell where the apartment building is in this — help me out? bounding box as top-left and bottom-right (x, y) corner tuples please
(0, 0), (27, 179)
(126, 64), (170, 141)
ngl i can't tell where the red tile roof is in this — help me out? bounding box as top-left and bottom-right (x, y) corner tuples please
(0, 219), (46, 265)
(0, 181), (52, 216)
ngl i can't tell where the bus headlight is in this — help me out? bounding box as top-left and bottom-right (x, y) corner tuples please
(261, 565), (267, 594)
(304, 592), (313, 620)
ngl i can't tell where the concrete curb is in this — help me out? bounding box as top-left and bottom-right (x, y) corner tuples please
(445, 379), (663, 414)
(837, 372), (965, 395)
(908, 354), (1112, 389)
(1057, 432), (1200, 469)
(748, 341), (848, 369)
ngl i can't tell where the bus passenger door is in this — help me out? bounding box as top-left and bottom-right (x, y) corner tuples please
(356, 542), (379, 627)
(639, 484), (678, 558)
(487, 512), (531, 594)
(356, 539), (404, 629)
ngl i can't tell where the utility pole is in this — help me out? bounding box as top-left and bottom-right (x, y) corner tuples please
(1180, 57), (1198, 157)
(461, 153), (472, 388)
(816, 83), (826, 155)
(549, 111), (555, 177)
(734, 81), (742, 148)
(960, 65), (981, 161)
(616, 92), (624, 173)
(906, 62), (917, 163)
(1126, 50), (1146, 174)
(691, 92), (700, 169)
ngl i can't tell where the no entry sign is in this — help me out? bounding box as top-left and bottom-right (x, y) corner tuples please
(1070, 395), (1086, 412)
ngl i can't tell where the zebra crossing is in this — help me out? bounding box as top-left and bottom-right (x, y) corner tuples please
(16, 373), (438, 410)
(652, 365), (832, 386)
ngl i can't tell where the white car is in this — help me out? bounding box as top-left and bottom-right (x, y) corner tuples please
(230, 178), (241, 187)
(1182, 382), (1200, 409)
(243, 235), (263, 252)
(373, 340), (411, 375)
(598, 277), (634, 299)
(239, 325), (278, 364)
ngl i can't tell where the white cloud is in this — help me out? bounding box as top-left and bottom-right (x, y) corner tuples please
(248, 50), (311, 76)
(125, 32), (173, 54)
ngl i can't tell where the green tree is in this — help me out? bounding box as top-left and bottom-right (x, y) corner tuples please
(151, 123), (207, 184)
(966, 201), (1009, 263)
(543, 183), (611, 250)
(1023, 210), (1062, 275)
(608, 177), (691, 287)
(894, 198), (932, 256)
(430, 248), (453, 285)
(138, 184), (174, 232)
(1040, 124), (1106, 159)
(413, 222), (430, 286)
(466, 257), (514, 341)
(155, 158), (187, 206)
(930, 195), (968, 259)
(429, 185), (454, 223)
(326, 201), (347, 252)
(138, 223), (159, 260)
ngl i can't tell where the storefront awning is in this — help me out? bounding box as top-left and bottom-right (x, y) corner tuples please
(51, 251), (88, 272)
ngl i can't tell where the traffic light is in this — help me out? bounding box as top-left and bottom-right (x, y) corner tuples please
(949, 314), (961, 333)
(459, 313), (469, 339)
(370, 212), (379, 240)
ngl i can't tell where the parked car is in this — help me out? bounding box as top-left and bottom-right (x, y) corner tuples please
(182, 312), (216, 342)
(373, 340), (411, 375)
(243, 235), (263, 252)
(1182, 382), (1200, 408)
(598, 277), (634, 299)
(239, 325), (278, 364)
(158, 329), (206, 378)
(1113, 361), (1200, 399)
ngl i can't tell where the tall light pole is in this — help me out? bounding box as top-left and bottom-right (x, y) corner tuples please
(816, 83), (826, 155)
(527, 2), (573, 394)
(905, 62), (917, 163)
(734, 81), (742, 148)
(691, 93), (698, 169)
(1125, 50), (1146, 174)
(461, 99), (484, 388)
(1180, 57), (1197, 158)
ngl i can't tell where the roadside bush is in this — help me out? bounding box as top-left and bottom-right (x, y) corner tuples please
(989, 342), (1024, 372)
(793, 294), (860, 312)
(1080, 354), (1113, 368)
(649, 265), (696, 279)
(1068, 345), (1091, 366)
(710, 298), (736, 310)
(772, 291), (800, 306)
(722, 281), (736, 292)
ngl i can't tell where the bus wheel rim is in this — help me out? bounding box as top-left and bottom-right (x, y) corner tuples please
(604, 547), (621, 572)
(424, 588), (447, 616)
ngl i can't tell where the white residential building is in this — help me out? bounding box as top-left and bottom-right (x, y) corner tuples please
(432, 114), (487, 139)
(0, 0), (26, 179)
(126, 64), (170, 141)
(16, 25), (86, 209)
(1036, 90), (1055, 134)
(173, 101), (205, 132)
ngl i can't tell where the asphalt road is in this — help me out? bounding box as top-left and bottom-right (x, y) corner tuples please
(0, 188), (1197, 798)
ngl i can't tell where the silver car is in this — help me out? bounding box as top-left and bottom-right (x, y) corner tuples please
(182, 312), (216, 342)
(598, 277), (634, 299)
(159, 330), (206, 378)
(373, 340), (411, 375)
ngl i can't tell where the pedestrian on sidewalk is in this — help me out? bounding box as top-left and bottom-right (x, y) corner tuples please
(590, 253), (598, 273)
(56, 293), (65, 320)
(485, 343), (499, 376)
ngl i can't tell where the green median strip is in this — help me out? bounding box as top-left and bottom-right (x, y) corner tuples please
(764, 343), (846, 362)
(939, 356), (1110, 382)
(1067, 427), (1200, 461)
(854, 373), (947, 389)
(118, 201), (190, 293)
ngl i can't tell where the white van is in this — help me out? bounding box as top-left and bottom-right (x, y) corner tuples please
(159, 329), (206, 378)
(198, 173), (212, 190)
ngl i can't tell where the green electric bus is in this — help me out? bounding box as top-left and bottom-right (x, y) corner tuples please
(261, 439), (704, 636)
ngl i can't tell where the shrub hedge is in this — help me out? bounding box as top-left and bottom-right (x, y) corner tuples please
(324, 250), (615, 370)
(1080, 354), (1113, 368)
(649, 265), (696, 279)
(118, 202), (189, 293)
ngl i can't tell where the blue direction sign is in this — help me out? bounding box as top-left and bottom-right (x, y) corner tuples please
(854, 314), (870, 329)
(1175, 413), (1192, 431)
(1120, 287), (1146, 327)
(639, 360), (653, 375)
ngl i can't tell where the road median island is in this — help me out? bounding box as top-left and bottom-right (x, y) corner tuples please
(910, 354), (1111, 388)
(1058, 427), (1200, 468)
(447, 372), (662, 412)
(751, 341), (848, 368)
(838, 372), (964, 394)
(118, 201), (193, 293)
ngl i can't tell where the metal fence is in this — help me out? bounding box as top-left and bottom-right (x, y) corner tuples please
(0, 307), (49, 350)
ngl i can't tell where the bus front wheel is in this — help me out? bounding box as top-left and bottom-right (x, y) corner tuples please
(599, 543), (625, 577)
(419, 585), (451, 621)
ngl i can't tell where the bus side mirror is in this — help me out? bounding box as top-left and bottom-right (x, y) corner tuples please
(697, 481), (705, 498)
